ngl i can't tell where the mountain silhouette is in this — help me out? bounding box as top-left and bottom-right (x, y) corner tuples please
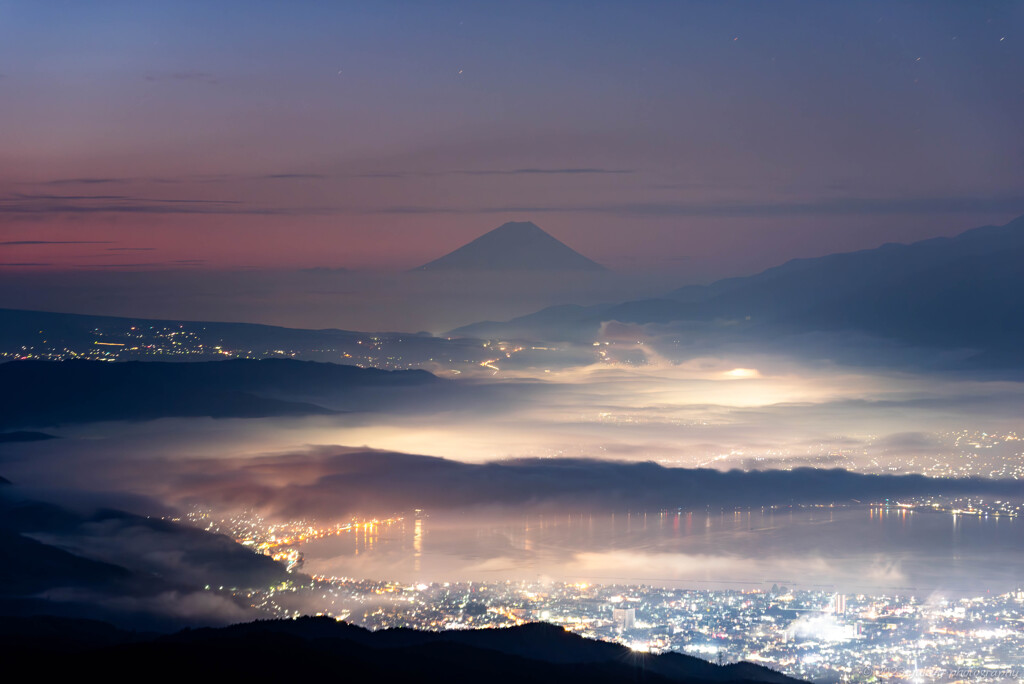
(0, 359), (439, 429)
(452, 214), (1024, 369)
(0, 615), (806, 683)
(414, 221), (607, 271)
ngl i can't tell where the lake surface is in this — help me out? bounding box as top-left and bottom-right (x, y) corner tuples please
(302, 506), (1024, 596)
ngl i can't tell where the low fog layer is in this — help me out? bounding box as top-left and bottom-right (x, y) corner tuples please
(2, 346), (1022, 604)
(0, 484), (289, 630)
(27, 447), (1014, 520)
(3, 350), (1023, 494)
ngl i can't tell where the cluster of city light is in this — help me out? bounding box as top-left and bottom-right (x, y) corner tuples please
(2, 323), (493, 371)
(184, 504), (1024, 682)
(873, 497), (1023, 519)
(229, 576), (1024, 683)
(1, 325), (292, 362)
(181, 507), (403, 572)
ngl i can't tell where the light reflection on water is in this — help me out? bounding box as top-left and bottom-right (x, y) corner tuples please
(302, 506), (1024, 596)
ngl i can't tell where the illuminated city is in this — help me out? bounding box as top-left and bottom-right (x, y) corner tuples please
(2, 2), (1023, 680)
(162, 504), (1024, 682)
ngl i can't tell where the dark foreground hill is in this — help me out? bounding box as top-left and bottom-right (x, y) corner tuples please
(0, 358), (438, 429)
(0, 615), (805, 684)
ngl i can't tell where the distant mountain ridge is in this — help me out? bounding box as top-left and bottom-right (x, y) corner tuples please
(415, 221), (607, 271)
(452, 214), (1024, 368)
(0, 359), (438, 429)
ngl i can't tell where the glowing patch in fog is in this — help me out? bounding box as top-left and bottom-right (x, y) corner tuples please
(724, 368), (760, 378)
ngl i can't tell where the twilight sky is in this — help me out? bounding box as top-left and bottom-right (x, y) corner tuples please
(1, 1), (1023, 276)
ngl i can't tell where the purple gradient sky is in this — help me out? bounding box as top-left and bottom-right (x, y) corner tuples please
(1, 1), (1022, 277)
